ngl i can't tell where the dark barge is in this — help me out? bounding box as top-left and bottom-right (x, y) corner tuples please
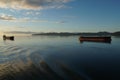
(79, 36), (111, 43)
(3, 35), (14, 41)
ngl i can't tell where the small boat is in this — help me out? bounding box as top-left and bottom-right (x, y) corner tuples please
(79, 36), (111, 43)
(3, 35), (14, 40)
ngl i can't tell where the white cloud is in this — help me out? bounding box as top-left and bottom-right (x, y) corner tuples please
(13, 18), (48, 23)
(25, 11), (40, 15)
(0, 14), (43, 22)
(0, 0), (73, 10)
(0, 14), (16, 20)
(0, 14), (67, 24)
(26, 11), (33, 15)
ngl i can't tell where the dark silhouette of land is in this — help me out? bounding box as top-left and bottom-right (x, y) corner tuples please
(112, 31), (120, 36)
(32, 31), (120, 36)
(3, 31), (120, 37)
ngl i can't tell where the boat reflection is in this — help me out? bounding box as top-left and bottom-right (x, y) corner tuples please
(80, 40), (111, 44)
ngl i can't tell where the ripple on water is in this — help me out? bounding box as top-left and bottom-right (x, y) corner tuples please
(0, 44), (89, 80)
(0, 57), (65, 80)
(0, 44), (35, 63)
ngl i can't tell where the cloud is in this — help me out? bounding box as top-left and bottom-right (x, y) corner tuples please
(0, 14), (67, 24)
(5, 31), (36, 34)
(14, 18), (48, 23)
(25, 11), (40, 15)
(0, 14), (46, 22)
(0, 14), (16, 20)
(0, 0), (73, 10)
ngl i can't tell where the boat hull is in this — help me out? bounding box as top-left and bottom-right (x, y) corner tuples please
(79, 36), (111, 43)
(3, 36), (14, 40)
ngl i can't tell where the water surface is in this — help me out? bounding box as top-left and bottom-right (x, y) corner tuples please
(0, 36), (120, 80)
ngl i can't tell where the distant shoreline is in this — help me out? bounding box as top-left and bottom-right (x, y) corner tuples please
(32, 31), (120, 36)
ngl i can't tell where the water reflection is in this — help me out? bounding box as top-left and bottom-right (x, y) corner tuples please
(80, 40), (111, 44)
(0, 59), (62, 80)
(0, 36), (120, 80)
(59, 63), (90, 80)
(0, 58), (88, 80)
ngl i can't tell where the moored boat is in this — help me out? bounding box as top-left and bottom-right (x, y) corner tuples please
(3, 35), (14, 40)
(79, 36), (111, 43)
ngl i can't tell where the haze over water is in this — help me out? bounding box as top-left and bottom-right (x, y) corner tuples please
(0, 35), (120, 80)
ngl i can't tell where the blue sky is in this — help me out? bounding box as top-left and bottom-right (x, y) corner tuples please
(0, 0), (120, 33)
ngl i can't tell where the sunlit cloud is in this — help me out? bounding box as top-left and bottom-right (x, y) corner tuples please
(0, 14), (67, 24)
(0, 14), (47, 22)
(14, 18), (48, 23)
(0, 0), (73, 10)
(0, 14), (16, 20)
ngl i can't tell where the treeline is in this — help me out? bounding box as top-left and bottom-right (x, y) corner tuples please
(32, 31), (120, 36)
(112, 31), (120, 36)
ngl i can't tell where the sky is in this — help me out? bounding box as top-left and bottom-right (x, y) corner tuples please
(0, 0), (120, 34)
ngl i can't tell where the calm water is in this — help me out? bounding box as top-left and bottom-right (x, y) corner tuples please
(0, 36), (120, 80)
